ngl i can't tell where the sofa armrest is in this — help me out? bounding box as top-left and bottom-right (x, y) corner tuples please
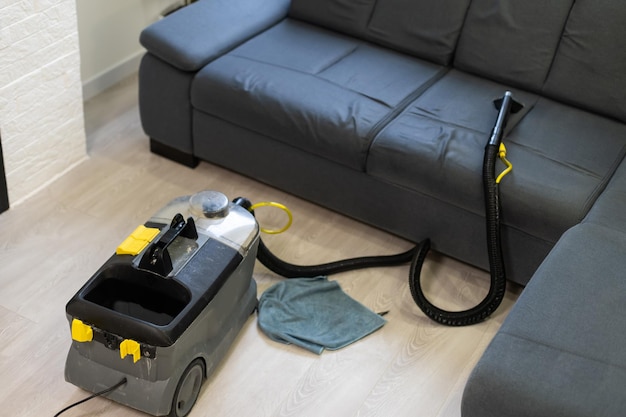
(140, 0), (290, 72)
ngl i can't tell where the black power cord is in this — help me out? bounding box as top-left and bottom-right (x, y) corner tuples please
(54, 377), (127, 417)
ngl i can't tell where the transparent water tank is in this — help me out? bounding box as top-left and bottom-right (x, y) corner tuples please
(149, 191), (259, 256)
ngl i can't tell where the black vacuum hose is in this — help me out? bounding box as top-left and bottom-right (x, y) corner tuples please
(232, 197), (416, 277)
(407, 91), (519, 326)
(407, 143), (507, 326)
(256, 237), (416, 278)
(234, 92), (518, 327)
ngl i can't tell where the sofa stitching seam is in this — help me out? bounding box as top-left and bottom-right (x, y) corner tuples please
(497, 331), (626, 371)
(363, 66), (450, 169)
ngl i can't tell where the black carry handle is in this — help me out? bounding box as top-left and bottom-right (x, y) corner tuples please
(138, 213), (198, 276)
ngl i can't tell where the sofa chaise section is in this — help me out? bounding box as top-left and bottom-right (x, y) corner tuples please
(461, 2), (626, 414)
(462, 222), (626, 417)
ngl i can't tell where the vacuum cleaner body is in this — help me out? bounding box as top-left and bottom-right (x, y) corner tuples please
(64, 191), (259, 416)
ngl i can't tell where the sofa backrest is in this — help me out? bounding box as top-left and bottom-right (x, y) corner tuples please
(453, 0), (574, 92)
(288, 0), (626, 122)
(288, 0), (375, 40)
(543, 0), (626, 123)
(364, 0), (471, 65)
(288, 0), (471, 65)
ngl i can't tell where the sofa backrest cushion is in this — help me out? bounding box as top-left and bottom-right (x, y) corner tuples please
(453, 0), (574, 92)
(288, 0), (472, 65)
(365, 0), (472, 65)
(288, 0), (376, 39)
(543, 0), (626, 123)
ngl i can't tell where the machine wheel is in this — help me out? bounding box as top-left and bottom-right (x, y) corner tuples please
(169, 358), (205, 417)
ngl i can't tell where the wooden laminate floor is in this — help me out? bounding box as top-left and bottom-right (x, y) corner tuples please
(0, 75), (522, 416)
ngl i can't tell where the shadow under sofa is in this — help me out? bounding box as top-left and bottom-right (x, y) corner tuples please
(138, 0), (626, 416)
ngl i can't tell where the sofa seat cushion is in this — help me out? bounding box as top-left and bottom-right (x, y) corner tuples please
(367, 70), (626, 243)
(462, 223), (626, 417)
(191, 19), (445, 171)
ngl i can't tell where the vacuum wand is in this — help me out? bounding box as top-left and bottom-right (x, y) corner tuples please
(489, 90), (523, 146)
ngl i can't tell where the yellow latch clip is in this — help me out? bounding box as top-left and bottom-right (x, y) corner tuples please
(495, 143), (513, 184)
(120, 339), (142, 363)
(71, 319), (93, 342)
(116, 225), (160, 256)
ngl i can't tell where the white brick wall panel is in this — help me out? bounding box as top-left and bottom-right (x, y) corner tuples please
(1, 51), (81, 130)
(0, 1), (31, 28)
(6, 115), (85, 201)
(34, 0), (65, 13)
(0, 21), (79, 81)
(0, 14), (40, 50)
(7, 94), (83, 149)
(1, 0), (86, 205)
(3, 94), (83, 160)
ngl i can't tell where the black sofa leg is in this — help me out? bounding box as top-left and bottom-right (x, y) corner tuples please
(150, 138), (199, 168)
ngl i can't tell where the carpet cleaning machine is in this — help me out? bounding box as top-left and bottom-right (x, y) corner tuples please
(62, 92), (521, 416)
(64, 191), (260, 416)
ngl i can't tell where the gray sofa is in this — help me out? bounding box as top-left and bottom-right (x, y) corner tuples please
(138, 0), (626, 415)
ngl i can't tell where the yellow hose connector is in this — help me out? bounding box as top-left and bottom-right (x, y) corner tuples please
(249, 201), (293, 234)
(496, 143), (513, 184)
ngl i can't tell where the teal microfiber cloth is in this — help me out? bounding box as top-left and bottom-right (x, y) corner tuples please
(257, 276), (386, 354)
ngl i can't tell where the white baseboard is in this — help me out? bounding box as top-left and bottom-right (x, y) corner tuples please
(81, 51), (144, 101)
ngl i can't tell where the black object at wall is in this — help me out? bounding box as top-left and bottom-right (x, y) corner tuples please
(0, 132), (9, 213)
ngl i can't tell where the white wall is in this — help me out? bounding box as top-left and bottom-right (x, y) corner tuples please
(76, 0), (181, 100)
(0, 0), (86, 206)
(0, 0), (182, 207)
